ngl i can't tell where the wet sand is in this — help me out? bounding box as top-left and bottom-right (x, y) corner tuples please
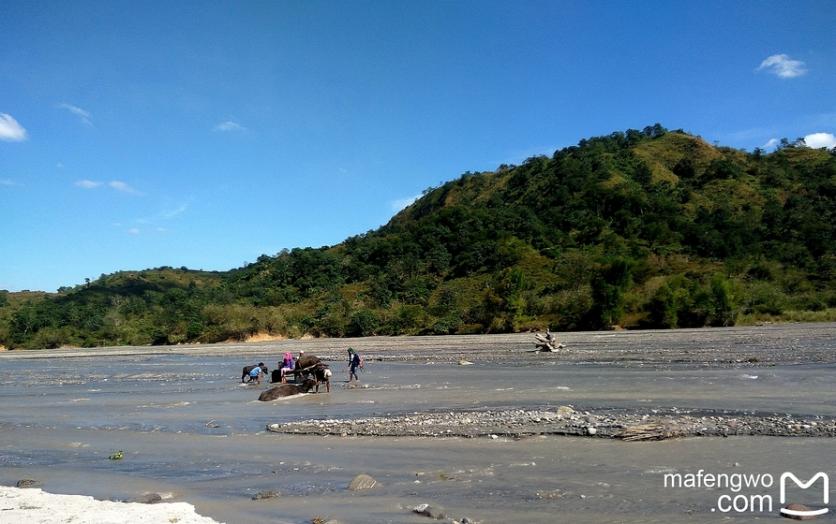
(1, 323), (834, 522)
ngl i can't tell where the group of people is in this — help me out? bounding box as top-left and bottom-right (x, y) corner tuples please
(241, 347), (364, 392)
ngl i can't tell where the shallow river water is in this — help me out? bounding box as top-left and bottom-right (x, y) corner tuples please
(1, 326), (835, 523)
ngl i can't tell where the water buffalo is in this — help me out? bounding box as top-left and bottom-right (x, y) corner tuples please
(258, 379), (317, 401)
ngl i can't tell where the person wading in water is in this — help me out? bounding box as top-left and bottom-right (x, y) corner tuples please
(347, 347), (362, 382)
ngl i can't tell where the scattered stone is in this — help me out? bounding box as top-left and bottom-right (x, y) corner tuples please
(586, 426), (598, 436)
(15, 479), (42, 489)
(556, 406), (575, 417)
(132, 492), (163, 504)
(348, 473), (379, 491)
(781, 503), (817, 520)
(251, 490), (280, 500)
(488, 434), (498, 440)
(457, 360), (474, 366)
(536, 489), (563, 500)
(108, 450), (124, 460)
(781, 502), (816, 520)
(413, 503), (447, 519)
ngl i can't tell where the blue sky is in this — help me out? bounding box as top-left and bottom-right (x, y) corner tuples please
(1, 0), (834, 291)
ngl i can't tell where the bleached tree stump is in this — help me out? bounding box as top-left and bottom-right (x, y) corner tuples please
(535, 330), (565, 352)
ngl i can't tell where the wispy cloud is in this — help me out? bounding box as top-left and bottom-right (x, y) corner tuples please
(0, 113), (28, 142)
(762, 138), (780, 150)
(58, 103), (93, 126)
(213, 120), (246, 132)
(804, 132), (836, 150)
(160, 202), (189, 219)
(756, 54), (807, 79)
(108, 180), (142, 195)
(75, 179), (102, 189)
(74, 179), (143, 194)
(390, 194), (421, 212)
(136, 201), (190, 225)
(1, 178), (21, 187)
(127, 227), (141, 235)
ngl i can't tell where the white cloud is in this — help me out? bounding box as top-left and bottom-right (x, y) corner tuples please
(0, 113), (28, 142)
(756, 54), (807, 78)
(213, 120), (246, 132)
(127, 227), (140, 235)
(762, 138), (780, 150)
(108, 180), (142, 195)
(390, 194), (421, 212)
(56, 162), (65, 169)
(804, 132), (836, 150)
(58, 103), (92, 126)
(1, 178), (20, 187)
(75, 179), (102, 189)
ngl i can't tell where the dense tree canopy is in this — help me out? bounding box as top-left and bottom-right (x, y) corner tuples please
(2, 125), (834, 348)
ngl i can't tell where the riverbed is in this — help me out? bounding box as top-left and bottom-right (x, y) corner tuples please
(1, 324), (834, 522)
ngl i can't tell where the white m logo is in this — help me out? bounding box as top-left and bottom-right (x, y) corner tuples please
(780, 472), (829, 518)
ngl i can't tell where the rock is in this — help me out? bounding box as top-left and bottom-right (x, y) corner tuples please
(132, 492), (163, 504)
(488, 434), (498, 440)
(458, 360), (474, 366)
(556, 406), (575, 417)
(586, 426), (598, 436)
(16, 479), (42, 489)
(347, 473), (379, 491)
(413, 503), (447, 519)
(781, 503), (818, 520)
(251, 490), (280, 500)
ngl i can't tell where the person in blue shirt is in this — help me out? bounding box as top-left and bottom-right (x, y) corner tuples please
(248, 362), (266, 384)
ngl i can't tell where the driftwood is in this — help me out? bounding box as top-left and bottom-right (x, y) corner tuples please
(617, 423), (685, 441)
(534, 330), (565, 352)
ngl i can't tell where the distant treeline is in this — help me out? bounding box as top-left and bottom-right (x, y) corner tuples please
(2, 125), (834, 349)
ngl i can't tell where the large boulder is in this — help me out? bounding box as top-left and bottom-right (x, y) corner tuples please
(347, 474), (379, 491)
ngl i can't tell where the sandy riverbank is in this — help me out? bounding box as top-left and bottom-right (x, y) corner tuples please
(0, 486), (220, 524)
(1, 322), (834, 367)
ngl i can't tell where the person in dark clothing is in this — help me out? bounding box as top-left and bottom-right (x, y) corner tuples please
(347, 347), (361, 382)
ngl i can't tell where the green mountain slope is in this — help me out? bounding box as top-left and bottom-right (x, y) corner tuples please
(2, 125), (834, 349)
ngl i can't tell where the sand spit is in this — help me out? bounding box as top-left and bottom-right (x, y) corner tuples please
(0, 487), (221, 524)
(267, 407), (836, 439)
(1, 323), (834, 367)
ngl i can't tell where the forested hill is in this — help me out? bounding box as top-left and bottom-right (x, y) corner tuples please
(2, 125), (835, 349)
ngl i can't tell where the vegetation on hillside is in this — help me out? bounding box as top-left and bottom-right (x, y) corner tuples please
(2, 125), (834, 349)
